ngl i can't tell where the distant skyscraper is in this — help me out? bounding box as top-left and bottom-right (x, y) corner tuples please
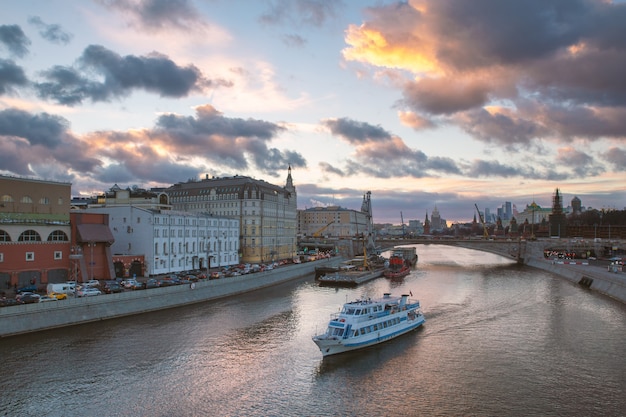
(431, 206), (442, 230)
(571, 196), (582, 214)
(504, 201), (512, 220)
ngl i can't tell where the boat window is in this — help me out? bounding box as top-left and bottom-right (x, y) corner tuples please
(356, 309), (361, 315)
(332, 328), (344, 337)
(345, 308), (355, 315)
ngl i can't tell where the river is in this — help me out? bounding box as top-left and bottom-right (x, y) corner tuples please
(1, 245), (625, 417)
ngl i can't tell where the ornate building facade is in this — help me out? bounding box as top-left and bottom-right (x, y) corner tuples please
(166, 168), (297, 263)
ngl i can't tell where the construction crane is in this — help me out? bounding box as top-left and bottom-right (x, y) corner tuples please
(312, 221), (335, 238)
(474, 204), (490, 239)
(400, 211), (406, 238)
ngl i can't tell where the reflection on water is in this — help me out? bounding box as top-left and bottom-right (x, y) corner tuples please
(1, 245), (625, 417)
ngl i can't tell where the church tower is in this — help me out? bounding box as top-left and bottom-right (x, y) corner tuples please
(423, 211), (431, 235)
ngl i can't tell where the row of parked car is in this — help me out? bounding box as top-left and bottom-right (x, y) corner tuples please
(1, 258), (309, 307)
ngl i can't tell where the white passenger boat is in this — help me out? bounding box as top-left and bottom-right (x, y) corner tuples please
(312, 293), (425, 357)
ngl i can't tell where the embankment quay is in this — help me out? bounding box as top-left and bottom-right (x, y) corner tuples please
(0, 257), (345, 338)
(2, 238), (624, 338)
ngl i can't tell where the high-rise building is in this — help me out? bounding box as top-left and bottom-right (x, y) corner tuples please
(504, 201), (512, 220)
(571, 196), (582, 214)
(166, 167), (297, 263)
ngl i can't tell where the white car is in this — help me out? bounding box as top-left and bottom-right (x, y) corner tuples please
(38, 295), (58, 303)
(122, 278), (140, 289)
(84, 279), (100, 287)
(77, 287), (102, 297)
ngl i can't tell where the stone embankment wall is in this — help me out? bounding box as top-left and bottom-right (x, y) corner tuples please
(0, 257), (344, 338)
(524, 241), (626, 303)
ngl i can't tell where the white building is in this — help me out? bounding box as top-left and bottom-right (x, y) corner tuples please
(84, 206), (239, 276)
(166, 167), (297, 263)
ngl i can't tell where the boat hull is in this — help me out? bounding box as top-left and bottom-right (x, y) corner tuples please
(313, 314), (425, 357)
(383, 266), (410, 279)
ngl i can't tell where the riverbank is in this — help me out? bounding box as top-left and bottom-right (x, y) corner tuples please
(526, 257), (626, 303)
(0, 257), (345, 338)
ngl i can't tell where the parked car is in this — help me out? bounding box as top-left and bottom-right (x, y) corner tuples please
(48, 292), (68, 300)
(17, 292), (40, 304)
(17, 285), (38, 294)
(77, 288), (102, 297)
(103, 281), (123, 294)
(209, 271), (221, 280)
(84, 279), (100, 287)
(144, 278), (159, 289)
(157, 277), (178, 287)
(122, 278), (141, 290)
(38, 295), (58, 303)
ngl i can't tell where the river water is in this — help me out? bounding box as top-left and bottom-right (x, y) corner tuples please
(1, 245), (625, 417)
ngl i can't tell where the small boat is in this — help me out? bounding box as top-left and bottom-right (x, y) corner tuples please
(312, 293), (425, 357)
(393, 247), (418, 266)
(383, 249), (413, 279)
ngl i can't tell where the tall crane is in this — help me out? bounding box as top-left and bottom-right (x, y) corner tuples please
(400, 211), (405, 237)
(474, 204), (490, 239)
(312, 221), (334, 238)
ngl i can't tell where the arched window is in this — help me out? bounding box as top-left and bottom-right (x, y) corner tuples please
(20, 196), (33, 203)
(0, 230), (11, 242)
(1, 195), (14, 203)
(39, 197), (50, 205)
(47, 230), (68, 241)
(18, 230), (41, 241)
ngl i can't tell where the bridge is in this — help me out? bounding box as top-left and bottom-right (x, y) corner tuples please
(376, 237), (624, 264)
(300, 237), (624, 265)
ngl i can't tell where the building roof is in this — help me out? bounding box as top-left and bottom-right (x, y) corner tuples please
(76, 224), (115, 244)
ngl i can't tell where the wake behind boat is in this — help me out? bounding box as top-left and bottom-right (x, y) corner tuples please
(312, 293), (425, 357)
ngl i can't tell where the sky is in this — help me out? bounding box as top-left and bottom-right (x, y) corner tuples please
(1, 0), (625, 225)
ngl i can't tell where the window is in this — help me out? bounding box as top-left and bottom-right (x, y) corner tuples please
(39, 197), (50, 204)
(21, 196), (33, 203)
(54, 251), (62, 260)
(48, 230), (68, 241)
(0, 253), (3, 262)
(1, 195), (14, 203)
(19, 230), (41, 241)
(0, 230), (11, 242)
(26, 252), (34, 261)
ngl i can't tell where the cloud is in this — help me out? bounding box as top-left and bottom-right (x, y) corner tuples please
(322, 117), (392, 144)
(322, 117), (461, 178)
(27, 16), (73, 45)
(0, 59), (29, 94)
(397, 110), (434, 130)
(556, 147), (605, 177)
(602, 147), (626, 171)
(0, 108), (68, 147)
(260, 0), (344, 27)
(97, 0), (207, 32)
(342, 0), (626, 144)
(151, 105), (302, 174)
(35, 45), (210, 105)
(0, 24), (31, 57)
(0, 108), (101, 177)
(319, 161), (345, 177)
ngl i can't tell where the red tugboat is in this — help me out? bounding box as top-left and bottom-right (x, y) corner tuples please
(383, 250), (412, 279)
